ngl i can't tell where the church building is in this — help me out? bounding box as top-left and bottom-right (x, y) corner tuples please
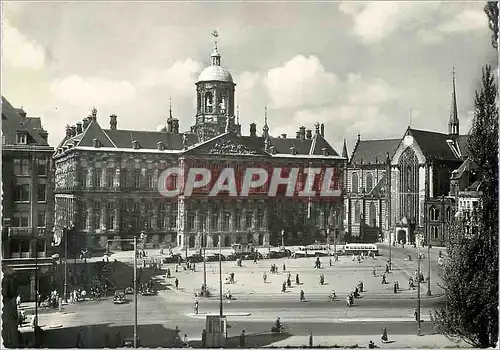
(343, 71), (471, 246)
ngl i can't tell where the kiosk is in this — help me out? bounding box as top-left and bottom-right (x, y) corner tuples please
(205, 315), (227, 348)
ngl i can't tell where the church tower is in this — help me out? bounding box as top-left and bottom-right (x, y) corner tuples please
(448, 67), (459, 138)
(191, 30), (237, 142)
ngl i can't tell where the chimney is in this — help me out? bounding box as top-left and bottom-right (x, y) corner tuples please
(110, 114), (117, 130)
(39, 131), (48, 142)
(65, 125), (72, 138)
(320, 123), (325, 137)
(281, 133), (287, 138)
(296, 131), (301, 139)
(76, 123), (83, 134)
(299, 126), (306, 140)
(250, 123), (257, 137)
(172, 119), (179, 134)
(83, 118), (90, 129)
(71, 126), (77, 136)
(306, 129), (312, 140)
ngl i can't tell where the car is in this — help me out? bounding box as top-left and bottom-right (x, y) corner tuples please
(206, 253), (226, 262)
(124, 287), (134, 295)
(242, 252), (263, 260)
(162, 254), (184, 264)
(225, 253), (238, 261)
(140, 288), (157, 296)
(113, 291), (127, 304)
(188, 254), (204, 263)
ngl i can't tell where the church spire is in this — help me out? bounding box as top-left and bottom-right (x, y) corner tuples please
(342, 138), (348, 160)
(262, 106), (269, 138)
(168, 97), (173, 120)
(448, 67), (459, 137)
(211, 30), (221, 66)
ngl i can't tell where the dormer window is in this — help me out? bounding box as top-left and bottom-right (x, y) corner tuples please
(290, 146), (296, 155)
(132, 140), (140, 150)
(93, 139), (101, 148)
(16, 132), (27, 145)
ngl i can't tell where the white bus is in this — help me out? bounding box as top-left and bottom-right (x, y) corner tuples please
(292, 244), (345, 258)
(344, 243), (379, 256)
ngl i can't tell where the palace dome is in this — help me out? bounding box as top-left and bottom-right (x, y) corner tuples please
(198, 65), (233, 83)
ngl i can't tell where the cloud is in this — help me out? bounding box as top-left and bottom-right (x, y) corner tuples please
(235, 71), (261, 100)
(50, 75), (137, 106)
(437, 8), (488, 33)
(2, 18), (46, 69)
(264, 55), (338, 109)
(138, 59), (202, 94)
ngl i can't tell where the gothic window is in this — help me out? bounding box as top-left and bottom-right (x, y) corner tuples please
(431, 226), (439, 239)
(366, 173), (373, 193)
(369, 202), (376, 227)
(351, 173), (359, 193)
(429, 206), (439, 221)
(205, 92), (214, 113)
(354, 201), (361, 224)
(399, 147), (419, 221)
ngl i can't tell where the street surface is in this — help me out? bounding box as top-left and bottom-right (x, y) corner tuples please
(27, 243), (451, 348)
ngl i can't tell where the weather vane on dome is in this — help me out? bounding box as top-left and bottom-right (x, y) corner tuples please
(212, 30), (219, 49)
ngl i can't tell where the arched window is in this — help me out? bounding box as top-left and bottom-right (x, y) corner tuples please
(205, 92), (213, 113)
(429, 206), (439, 221)
(354, 201), (361, 223)
(258, 234), (264, 245)
(351, 173), (359, 193)
(399, 147), (419, 221)
(224, 235), (231, 247)
(188, 235), (195, 248)
(431, 226), (439, 239)
(366, 173), (373, 193)
(218, 93), (226, 113)
(369, 202), (376, 227)
(212, 234), (219, 247)
(197, 93), (202, 112)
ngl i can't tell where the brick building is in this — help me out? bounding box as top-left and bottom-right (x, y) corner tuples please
(1, 96), (55, 301)
(53, 37), (346, 254)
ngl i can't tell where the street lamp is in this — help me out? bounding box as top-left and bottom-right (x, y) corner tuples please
(218, 233), (223, 316)
(202, 226), (208, 297)
(106, 236), (140, 348)
(416, 239), (421, 336)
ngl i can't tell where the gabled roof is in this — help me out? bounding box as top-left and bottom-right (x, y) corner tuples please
(455, 135), (470, 158)
(408, 129), (457, 160)
(77, 120), (116, 147)
(310, 133), (339, 156)
(450, 158), (478, 180)
(350, 139), (399, 165)
(1, 96), (49, 146)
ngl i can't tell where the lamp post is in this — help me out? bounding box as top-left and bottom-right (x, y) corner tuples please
(416, 239), (421, 336)
(106, 236), (140, 348)
(218, 233), (223, 316)
(202, 227), (207, 296)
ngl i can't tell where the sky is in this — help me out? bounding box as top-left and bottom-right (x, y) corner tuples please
(2, 1), (496, 153)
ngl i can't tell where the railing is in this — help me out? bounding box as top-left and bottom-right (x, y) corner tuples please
(9, 227), (32, 235)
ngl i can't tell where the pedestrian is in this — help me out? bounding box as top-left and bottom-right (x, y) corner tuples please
(287, 276), (291, 288)
(381, 327), (388, 343)
(263, 272), (267, 283)
(239, 330), (246, 347)
(283, 263), (286, 272)
(76, 330), (84, 348)
(414, 309), (418, 322)
(385, 264), (389, 274)
(382, 274), (386, 284)
(194, 300), (199, 314)
(282, 282), (286, 293)
(309, 331), (313, 348)
(393, 282), (397, 294)
(296, 274), (300, 285)
(175, 278), (179, 289)
(183, 334), (188, 346)
(16, 295), (21, 307)
(202, 329), (207, 348)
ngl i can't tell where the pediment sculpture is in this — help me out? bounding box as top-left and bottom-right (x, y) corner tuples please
(202, 138), (258, 155)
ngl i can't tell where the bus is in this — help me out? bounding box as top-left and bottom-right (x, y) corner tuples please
(292, 244), (345, 258)
(344, 243), (379, 256)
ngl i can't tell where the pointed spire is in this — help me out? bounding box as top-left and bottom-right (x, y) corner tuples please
(168, 97), (173, 120)
(448, 67), (459, 137)
(262, 106), (269, 137)
(342, 138), (348, 159)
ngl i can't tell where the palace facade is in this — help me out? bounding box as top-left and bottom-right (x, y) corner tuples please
(53, 38), (346, 253)
(343, 72), (474, 246)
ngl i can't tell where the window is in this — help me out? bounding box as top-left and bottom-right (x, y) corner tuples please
(120, 169), (128, 188)
(95, 169), (102, 188)
(16, 132), (27, 145)
(37, 184), (47, 202)
(105, 213), (114, 230)
(14, 184), (30, 201)
(147, 173), (154, 189)
(205, 92), (214, 113)
(12, 212), (29, 227)
(37, 211), (46, 227)
(246, 213), (253, 228)
(187, 215), (195, 231)
(81, 202), (87, 230)
(37, 158), (47, 176)
(429, 207), (439, 221)
(211, 214), (219, 230)
(14, 159), (29, 176)
(134, 172), (141, 188)
(431, 226), (439, 239)
(222, 213), (230, 231)
(106, 170), (114, 188)
(366, 173), (373, 193)
(351, 173), (359, 193)
(235, 213), (241, 230)
(94, 210), (102, 230)
(81, 170), (88, 189)
(257, 212), (264, 228)
(170, 214), (177, 229)
(158, 212), (166, 229)
(369, 202), (376, 227)
(354, 201), (361, 224)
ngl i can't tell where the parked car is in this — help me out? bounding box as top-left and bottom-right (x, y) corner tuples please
(206, 253), (226, 262)
(225, 253), (238, 261)
(140, 288), (157, 296)
(113, 291), (127, 304)
(124, 287), (134, 295)
(163, 254), (184, 264)
(242, 252), (263, 260)
(188, 254), (204, 263)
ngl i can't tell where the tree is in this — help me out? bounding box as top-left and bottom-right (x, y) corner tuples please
(484, 1), (499, 49)
(432, 66), (498, 348)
